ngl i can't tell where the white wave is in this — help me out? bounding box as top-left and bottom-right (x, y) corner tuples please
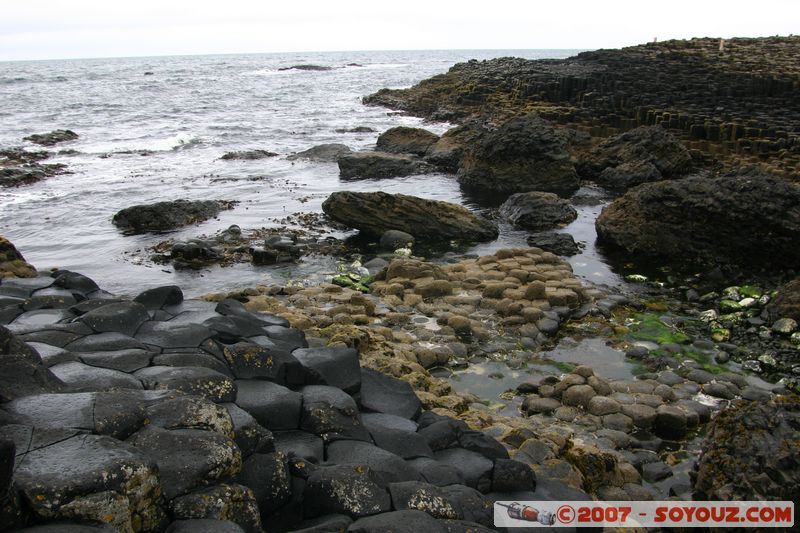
(81, 132), (203, 154)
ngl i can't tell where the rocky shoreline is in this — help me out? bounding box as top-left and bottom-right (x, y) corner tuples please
(1, 36), (799, 532)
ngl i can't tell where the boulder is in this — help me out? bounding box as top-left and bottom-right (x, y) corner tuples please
(133, 285), (184, 309)
(49, 361), (144, 391)
(376, 127), (440, 156)
(0, 236), (37, 279)
(596, 174), (800, 272)
(526, 232), (581, 256)
(768, 278), (800, 322)
(499, 192), (577, 230)
(338, 152), (432, 179)
(220, 150), (277, 160)
(424, 121), (483, 173)
(112, 199), (235, 234)
(578, 126), (692, 189)
(379, 230), (415, 251)
(457, 114), (579, 197)
(287, 143), (352, 162)
(24, 129), (79, 146)
(79, 301), (150, 337)
(322, 191), (497, 242)
(693, 396), (800, 505)
(433, 448), (493, 491)
(274, 430), (324, 463)
(223, 342), (304, 382)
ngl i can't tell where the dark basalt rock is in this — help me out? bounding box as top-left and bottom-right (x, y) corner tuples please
(347, 509), (448, 532)
(362, 412), (418, 434)
(527, 232), (582, 256)
(1, 427), (165, 529)
(578, 125), (693, 189)
(768, 278), (800, 322)
(222, 403), (274, 457)
(65, 331), (148, 352)
(127, 425), (241, 500)
(458, 430), (509, 460)
(360, 368), (422, 420)
(0, 325), (64, 401)
(303, 464), (391, 518)
(112, 199), (236, 234)
(458, 114), (579, 197)
(220, 149), (278, 160)
(692, 396), (800, 504)
(287, 143), (352, 162)
(153, 350), (233, 377)
(337, 152), (433, 180)
(293, 346), (361, 394)
(77, 348), (153, 372)
(596, 174), (800, 274)
(135, 366), (237, 403)
(278, 64), (333, 71)
(300, 385), (371, 442)
(53, 271), (100, 294)
(235, 379), (303, 430)
(223, 341), (304, 382)
(499, 191), (577, 231)
(368, 425), (433, 460)
(79, 301), (150, 337)
(322, 191), (498, 242)
(49, 361), (145, 391)
(133, 285), (184, 309)
(170, 483), (261, 533)
(376, 127), (440, 156)
(215, 299), (289, 327)
(235, 452), (291, 516)
(24, 129), (79, 146)
(144, 393), (234, 435)
(326, 441), (421, 484)
(433, 448), (493, 492)
(288, 514), (353, 533)
(491, 458), (536, 492)
(407, 457), (466, 487)
(274, 430), (325, 463)
(166, 519), (246, 533)
(135, 321), (213, 349)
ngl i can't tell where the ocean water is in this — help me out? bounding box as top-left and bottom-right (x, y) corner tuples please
(0, 49), (606, 297)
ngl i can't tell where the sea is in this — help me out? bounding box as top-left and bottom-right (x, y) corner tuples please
(0, 49), (616, 298)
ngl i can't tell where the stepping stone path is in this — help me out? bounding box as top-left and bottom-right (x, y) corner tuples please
(0, 269), (574, 531)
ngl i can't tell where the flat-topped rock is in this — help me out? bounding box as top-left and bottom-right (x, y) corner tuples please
(112, 199), (236, 234)
(135, 366), (236, 403)
(322, 191), (498, 242)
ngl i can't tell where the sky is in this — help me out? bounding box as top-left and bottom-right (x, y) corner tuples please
(1, 0), (798, 61)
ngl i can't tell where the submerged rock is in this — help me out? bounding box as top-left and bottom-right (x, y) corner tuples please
(526, 232), (581, 256)
(322, 191), (498, 242)
(596, 174), (800, 273)
(338, 152), (433, 179)
(112, 199), (236, 234)
(457, 114), (579, 197)
(220, 150), (277, 160)
(23, 129), (78, 146)
(499, 192), (577, 231)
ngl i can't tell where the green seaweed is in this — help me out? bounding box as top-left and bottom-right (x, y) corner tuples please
(628, 312), (691, 345)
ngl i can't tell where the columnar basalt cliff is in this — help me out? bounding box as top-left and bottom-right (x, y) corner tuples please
(365, 37), (800, 176)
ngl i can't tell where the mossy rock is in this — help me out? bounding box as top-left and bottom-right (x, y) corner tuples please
(628, 312), (691, 344)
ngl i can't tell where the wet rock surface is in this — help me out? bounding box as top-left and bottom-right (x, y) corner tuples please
(499, 192), (577, 231)
(112, 199), (237, 234)
(322, 191), (498, 242)
(338, 152), (433, 180)
(596, 174), (800, 274)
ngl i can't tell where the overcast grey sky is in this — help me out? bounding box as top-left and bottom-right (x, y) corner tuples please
(1, 0), (798, 61)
